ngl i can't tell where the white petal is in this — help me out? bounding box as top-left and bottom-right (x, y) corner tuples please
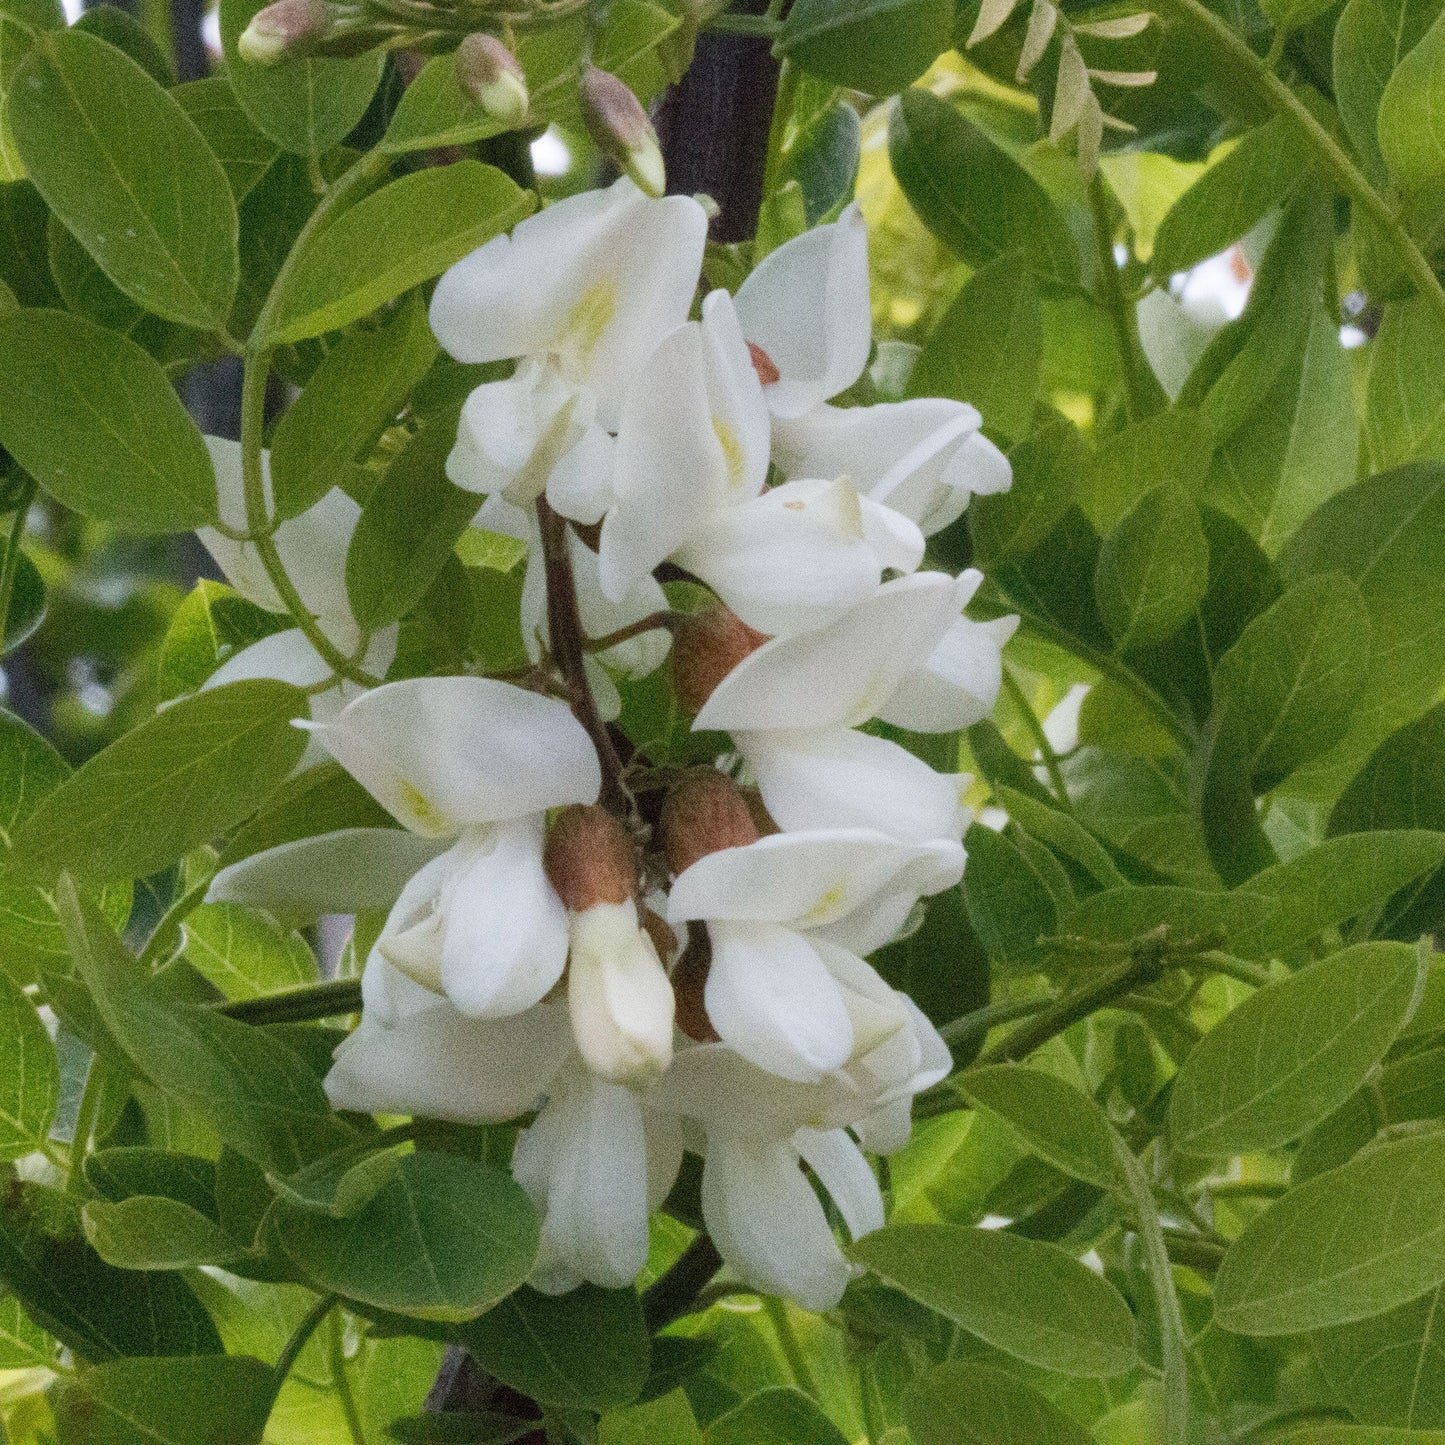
(206, 828), (449, 920)
(668, 828), (959, 931)
(733, 204), (871, 419)
(572, 539), (671, 680)
(272, 488), (365, 647)
(794, 1127), (883, 1240)
(515, 1066), (652, 1290)
(705, 920), (854, 1083)
(600, 322), (729, 601)
(859, 496), (925, 574)
(310, 677), (600, 834)
(429, 178), (708, 426)
(879, 612), (1020, 734)
(740, 728), (969, 844)
(203, 629), (331, 692)
(546, 424), (616, 525)
(700, 290), (771, 502)
(373, 847), (455, 994)
(567, 901), (675, 1085)
(323, 999), (572, 1122)
(438, 818), (570, 1018)
(653, 1043), (844, 1140)
(197, 438), (281, 611)
(853, 1099), (914, 1155)
(673, 478), (882, 637)
(694, 572), (960, 733)
(700, 1132), (851, 1310)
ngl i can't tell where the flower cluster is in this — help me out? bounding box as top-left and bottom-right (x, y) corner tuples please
(206, 179), (1016, 1310)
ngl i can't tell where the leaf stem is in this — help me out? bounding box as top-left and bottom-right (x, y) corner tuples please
(1088, 175), (1162, 421)
(763, 1296), (822, 1402)
(272, 1292), (338, 1395)
(536, 497), (629, 815)
(0, 476), (35, 648)
(218, 976), (363, 1025)
(937, 993), (1055, 1050)
(330, 1308), (366, 1445)
(641, 1233), (724, 1330)
(138, 878), (211, 970)
(581, 611), (680, 654)
(1150, 0), (1445, 328)
(1189, 950), (1271, 989)
(66, 1059), (107, 1197)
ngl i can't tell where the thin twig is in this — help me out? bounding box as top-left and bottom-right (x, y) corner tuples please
(219, 977), (363, 1025)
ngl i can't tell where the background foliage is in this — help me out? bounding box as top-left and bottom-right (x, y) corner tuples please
(0, 0), (1444, 1438)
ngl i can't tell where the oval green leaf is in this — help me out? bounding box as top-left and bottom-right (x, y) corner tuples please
(777, 0), (953, 96)
(1169, 941), (1427, 1157)
(905, 1361), (1093, 1445)
(9, 28), (237, 328)
(852, 1223), (1137, 1377)
(1096, 484), (1210, 650)
(0, 967), (55, 1158)
(0, 309), (216, 532)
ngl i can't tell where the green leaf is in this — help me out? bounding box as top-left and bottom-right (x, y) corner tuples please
(219, 0), (381, 154)
(459, 1285), (649, 1410)
(1278, 462), (1445, 799)
(906, 250), (1040, 443)
(888, 88), (1079, 287)
(1168, 941), (1427, 1156)
(173, 76), (279, 204)
(1216, 1131), (1445, 1334)
(58, 880), (352, 1174)
(704, 1387), (848, 1445)
(182, 901), (317, 1001)
(1334, 0), (1439, 185)
(1379, 8), (1445, 219)
(155, 580), (285, 703)
(0, 1292), (55, 1367)
(0, 966), (56, 1158)
(8, 28), (237, 329)
(264, 161), (532, 346)
(1211, 573), (1372, 791)
(1095, 484), (1209, 651)
(1, 545), (42, 655)
(602, 1391), (703, 1445)
(852, 1223), (1138, 1376)
(1263, 1428), (1445, 1444)
(1366, 298), (1445, 470)
(50, 1353), (276, 1445)
(777, 0), (952, 95)
(345, 416), (481, 630)
(904, 1361), (1093, 1445)
(81, 1195), (250, 1270)
(0, 0), (59, 186)
(0, 309), (216, 532)
(967, 418), (1080, 565)
(1310, 1284), (1445, 1428)
(1151, 117), (1308, 277)
(276, 1150), (536, 1321)
(1078, 409), (1213, 535)
(0, 1180), (222, 1359)
(960, 820), (1058, 970)
(71, 5), (172, 83)
(269, 295), (436, 520)
(12, 680), (308, 883)
(960, 1064), (1121, 1190)
(85, 1146), (218, 1215)
(993, 786), (1126, 888)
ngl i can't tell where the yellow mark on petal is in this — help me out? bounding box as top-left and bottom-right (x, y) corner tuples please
(713, 417), (748, 495)
(398, 781), (452, 837)
(561, 281), (616, 366)
(803, 882), (848, 925)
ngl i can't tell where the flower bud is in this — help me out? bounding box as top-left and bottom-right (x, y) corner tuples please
(578, 66), (666, 199)
(671, 607), (768, 716)
(544, 804), (636, 911)
(238, 0), (330, 64)
(659, 771), (759, 877)
(457, 34), (529, 126)
(567, 900), (675, 1084)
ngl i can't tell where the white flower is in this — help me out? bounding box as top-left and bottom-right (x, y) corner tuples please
(429, 178), (708, 429)
(196, 437), (397, 738)
(303, 677), (600, 1019)
(665, 830), (963, 1079)
(598, 291), (923, 635)
(733, 208), (1013, 535)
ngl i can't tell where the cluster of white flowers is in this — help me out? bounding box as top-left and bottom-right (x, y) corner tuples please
(201, 179), (1017, 1311)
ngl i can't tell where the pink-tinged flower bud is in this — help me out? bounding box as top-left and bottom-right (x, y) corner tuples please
(238, 0), (330, 64)
(543, 804), (636, 911)
(457, 33), (529, 126)
(659, 771), (759, 877)
(671, 606), (769, 716)
(578, 66), (666, 198)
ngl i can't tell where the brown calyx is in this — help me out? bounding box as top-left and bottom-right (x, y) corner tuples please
(671, 606), (768, 715)
(672, 924), (719, 1042)
(543, 803), (637, 911)
(659, 770), (760, 877)
(747, 342), (780, 386)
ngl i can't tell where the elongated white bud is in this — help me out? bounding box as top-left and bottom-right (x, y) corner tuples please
(238, 0), (329, 63)
(578, 66), (666, 198)
(567, 901), (675, 1084)
(457, 34), (529, 126)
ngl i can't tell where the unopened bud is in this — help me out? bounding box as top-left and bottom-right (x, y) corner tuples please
(568, 900), (675, 1084)
(671, 606), (768, 715)
(660, 771), (759, 877)
(457, 34), (529, 126)
(579, 66), (666, 198)
(544, 804), (636, 911)
(238, 0), (329, 63)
